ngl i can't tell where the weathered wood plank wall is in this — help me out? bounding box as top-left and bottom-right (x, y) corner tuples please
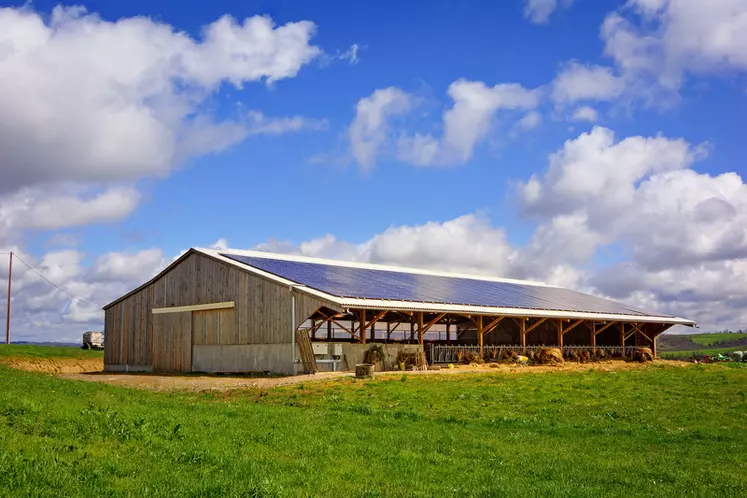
(152, 311), (192, 372)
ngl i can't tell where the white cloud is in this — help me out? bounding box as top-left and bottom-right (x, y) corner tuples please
(523, 0), (576, 24)
(570, 106), (599, 122)
(551, 62), (626, 104)
(516, 111), (542, 132)
(396, 79), (540, 167)
(603, 0), (747, 89)
(348, 87), (413, 170)
(550, 0), (747, 108)
(0, 6), (323, 194)
(90, 249), (167, 283)
(338, 43), (360, 64)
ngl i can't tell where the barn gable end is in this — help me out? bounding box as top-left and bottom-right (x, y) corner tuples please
(104, 251), (338, 373)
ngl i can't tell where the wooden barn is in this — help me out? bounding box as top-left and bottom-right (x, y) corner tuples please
(103, 248), (695, 374)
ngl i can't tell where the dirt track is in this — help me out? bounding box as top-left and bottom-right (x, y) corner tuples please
(3, 356), (692, 392)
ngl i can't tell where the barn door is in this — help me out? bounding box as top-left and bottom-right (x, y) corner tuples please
(152, 311), (192, 373)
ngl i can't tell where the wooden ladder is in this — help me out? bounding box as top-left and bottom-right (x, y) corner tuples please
(295, 329), (318, 374)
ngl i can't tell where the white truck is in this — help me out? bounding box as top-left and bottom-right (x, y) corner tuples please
(82, 331), (104, 350)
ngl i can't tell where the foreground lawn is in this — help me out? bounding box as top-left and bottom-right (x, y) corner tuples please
(1, 363), (746, 497)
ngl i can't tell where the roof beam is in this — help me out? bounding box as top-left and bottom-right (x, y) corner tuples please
(525, 317), (548, 335)
(483, 316), (505, 336)
(422, 313), (447, 334)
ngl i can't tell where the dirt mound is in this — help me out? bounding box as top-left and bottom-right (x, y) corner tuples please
(1, 357), (103, 374)
(632, 347), (654, 362)
(537, 348), (564, 365)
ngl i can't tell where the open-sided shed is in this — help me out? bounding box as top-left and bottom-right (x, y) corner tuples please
(103, 248), (695, 374)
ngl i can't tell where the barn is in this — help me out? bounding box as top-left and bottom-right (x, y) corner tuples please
(103, 248), (696, 374)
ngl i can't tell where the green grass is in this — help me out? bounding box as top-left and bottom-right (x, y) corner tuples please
(688, 333), (747, 346)
(0, 344), (103, 360)
(1, 360), (746, 497)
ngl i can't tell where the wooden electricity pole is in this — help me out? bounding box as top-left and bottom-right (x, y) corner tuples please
(5, 251), (12, 345)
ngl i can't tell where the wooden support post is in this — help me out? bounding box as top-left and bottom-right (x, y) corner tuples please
(558, 319), (563, 350)
(327, 320), (332, 340)
(386, 322), (391, 341)
(621, 322), (625, 355)
(591, 322), (596, 354)
(311, 320), (316, 340)
(410, 320), (415, 343)
(446, 323), (450, 345)
(370, 321), (375, 342)
(417, 312), (424, 344)
(477, 315), (484, 358)
(359, 309), (367, 344)
(520, 318), (526, 353)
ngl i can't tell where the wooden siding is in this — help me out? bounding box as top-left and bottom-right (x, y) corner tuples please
(152, 312), (192, 373)
(192, 308), (238, 345)
(104, 251), (337, 368)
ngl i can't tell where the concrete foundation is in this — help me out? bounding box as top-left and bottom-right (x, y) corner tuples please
(192, 344), (295, 374)
(103, 364), (153, 373)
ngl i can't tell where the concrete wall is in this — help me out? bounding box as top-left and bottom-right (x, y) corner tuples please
(192, 344), (295, 374)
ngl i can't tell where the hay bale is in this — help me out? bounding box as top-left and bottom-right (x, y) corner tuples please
(538, 347), (564, 365)
(632, 347), (654, 362)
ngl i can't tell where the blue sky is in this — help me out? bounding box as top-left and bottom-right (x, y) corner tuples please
(1, 0), (746, 340)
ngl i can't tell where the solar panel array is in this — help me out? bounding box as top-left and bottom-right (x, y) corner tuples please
(221, 253), (667, 317)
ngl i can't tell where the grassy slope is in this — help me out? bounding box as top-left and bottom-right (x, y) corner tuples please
(688, 333), (747, 346)
(0, 344), (103, 360)
(1, 363), (746, 497)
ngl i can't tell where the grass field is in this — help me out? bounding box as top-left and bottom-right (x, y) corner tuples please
(1, 348), (746, 497)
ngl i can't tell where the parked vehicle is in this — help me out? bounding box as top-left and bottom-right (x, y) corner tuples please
(82, 331), (104, 350)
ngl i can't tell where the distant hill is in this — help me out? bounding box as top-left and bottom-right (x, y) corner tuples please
(658, 332), (747, 358)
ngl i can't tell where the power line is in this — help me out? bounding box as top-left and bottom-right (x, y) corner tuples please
(11, 254), (102, 309)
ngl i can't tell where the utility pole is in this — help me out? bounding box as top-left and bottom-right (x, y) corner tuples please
(5, 251), (12, 345)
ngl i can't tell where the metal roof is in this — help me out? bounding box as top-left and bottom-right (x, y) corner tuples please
(197, 248), (694, 326)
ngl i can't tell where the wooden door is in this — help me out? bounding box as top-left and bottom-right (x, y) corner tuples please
(152, 311), (192, 373)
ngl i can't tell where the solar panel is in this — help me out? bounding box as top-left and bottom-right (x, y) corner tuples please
(220, 253), (666, 317)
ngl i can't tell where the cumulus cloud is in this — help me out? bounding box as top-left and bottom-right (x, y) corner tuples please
(348, 87), (413, 170)
(603, 0), (747, 89)
(551, 62), (626, 104)
(0, 5), (329, 249)
(570, 106), (599, 122)
(515, 111), (543, 133)
(0, 187), (140, 238)
(396, 79), (540, 166)
(523, 0), (576, 24)
(550, 0), (747, 107)
(0, 6), (323, 193)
